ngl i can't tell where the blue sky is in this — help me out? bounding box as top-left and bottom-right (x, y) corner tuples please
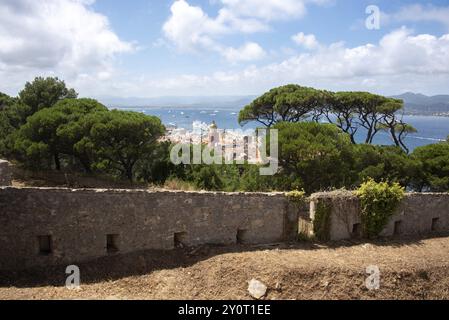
(1, 0), (449, 98)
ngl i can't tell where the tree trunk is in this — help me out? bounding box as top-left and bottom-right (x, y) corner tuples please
(82, 162), (92, 174)
(350, 133), (356, 144)
(389, 128), (401, 148)
(365, 126), (373, 144)
(54, 153), (61, 171)
(398, 132), (410, 154)
(125, 166), (133, 182)
(79, 157), (92, 173)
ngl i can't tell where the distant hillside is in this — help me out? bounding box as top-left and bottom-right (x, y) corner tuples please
(99, 95), (257, 110)
(392, 92), (449, 116)
(99, 92), (449, 116)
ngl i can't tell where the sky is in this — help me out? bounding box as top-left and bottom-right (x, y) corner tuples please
(1, 0), (449, 100)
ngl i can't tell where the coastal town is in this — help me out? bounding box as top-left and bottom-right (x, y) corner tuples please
(165, 121), (264, 164)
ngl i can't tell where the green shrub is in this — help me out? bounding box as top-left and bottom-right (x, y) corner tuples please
(313, 201), (332, 241)
(356, 179), (405, 238)
(288, 190), (309, 241)
(287, 190), (306, 204)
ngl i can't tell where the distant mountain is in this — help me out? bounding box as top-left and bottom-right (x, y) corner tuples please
(98, 92), (449, 116)
(98, 95), (257, 110)
(391, 92), (449, 116)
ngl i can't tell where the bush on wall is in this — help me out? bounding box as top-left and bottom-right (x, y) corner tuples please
(356, 179), (405, 238)
(287, 190), (306, 204)
(313, 201), (332, 241)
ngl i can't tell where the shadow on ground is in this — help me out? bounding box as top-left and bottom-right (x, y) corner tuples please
(1, 232), (447, 289)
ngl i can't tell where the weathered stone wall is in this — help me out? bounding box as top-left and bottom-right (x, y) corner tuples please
(0, 187), (294, 270)
(0, 160), (12, 186)
(1, 175), (448, 271)
(310, 191), (449, 241)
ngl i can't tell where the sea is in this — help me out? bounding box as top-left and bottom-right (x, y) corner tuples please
(118, 107), (449, 151)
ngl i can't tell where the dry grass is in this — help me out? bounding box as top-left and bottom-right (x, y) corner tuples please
(162, 178), (198, 191)
(11, 168), (149, 189)
(2, 235), (449, 300)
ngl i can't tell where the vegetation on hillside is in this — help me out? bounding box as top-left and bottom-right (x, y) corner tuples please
(1, 78), (448, 192)
(238, 84), (414, 152)
(1, 77), (165, 182)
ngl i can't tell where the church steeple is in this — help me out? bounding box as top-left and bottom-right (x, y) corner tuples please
(208, 121), (219, 146)
(209, 121), (218, 130)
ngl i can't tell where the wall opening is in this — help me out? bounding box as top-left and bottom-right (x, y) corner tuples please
(174, 232), (187, 248)
(236, 229), (248, 244)
(106, 234), (119, 254)
(38, 235), (52, 255)
(351, 223), (362, 238)
(431, 218), (440, 232)
(394, 221), (402, 235)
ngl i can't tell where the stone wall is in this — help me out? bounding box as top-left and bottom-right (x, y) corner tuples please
(1, 158), (449, 271)
(0, 160), (12, 186)
(0, 187), (295, 270)
(309, 191), (449, 241)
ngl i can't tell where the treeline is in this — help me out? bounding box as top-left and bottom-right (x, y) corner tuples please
(233, 85), (449, 193)
(239, 85), (416, 153)
(172, 122), (449, 194)
(0, 77), (170, 182)
(1, 79), (448, 193)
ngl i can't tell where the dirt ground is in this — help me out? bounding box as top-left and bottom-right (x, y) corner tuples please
(1, 235), (449, 300)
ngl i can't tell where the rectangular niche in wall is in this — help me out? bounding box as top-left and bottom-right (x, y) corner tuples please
(38, 235), (52, 255)
(351, 223), (362, 238)
(174, 232), (187, 248)
(106, 234), (119, 254)
(431, 218), (440, 232)
(236, 229), (249, 245)
(394, 221), (403, 236)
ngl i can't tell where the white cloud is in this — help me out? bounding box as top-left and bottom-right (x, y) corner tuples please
(219, 0), (308, 21)
(219, 0), (334, 21)
(162, 0), (227, 52)
(131, 28), (449, 97)
(0, 0), (134, 94)
(223, 42), (266, 63)
(8, 26), (443, 98)
(389, 4), (449, 30)
(2, 1), (448, 99)
(215, 7), (268, 34)
(292, 32), (319, 50)
(162, 0), (328, 59)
